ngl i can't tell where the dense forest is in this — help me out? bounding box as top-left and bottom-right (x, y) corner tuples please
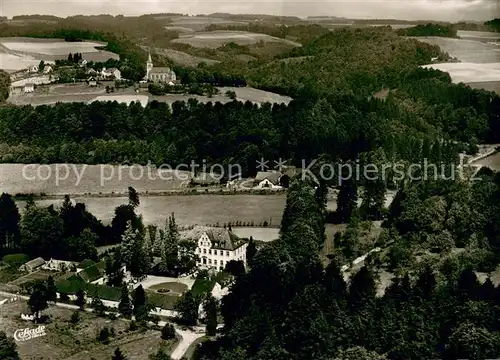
(0, 70), (10, 102)
(190, 175), (500, 360)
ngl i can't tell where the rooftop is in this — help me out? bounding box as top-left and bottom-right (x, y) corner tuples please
(255, 170), (282, 184)
(181, 226), (246, 251)
(22, 257), (45, 269)
(150, 67), (175, 74)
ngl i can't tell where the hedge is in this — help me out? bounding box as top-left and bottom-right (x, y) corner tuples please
(2, 254), (29, 268)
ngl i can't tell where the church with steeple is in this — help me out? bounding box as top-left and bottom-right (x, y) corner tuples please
(144, 53), (177, 84)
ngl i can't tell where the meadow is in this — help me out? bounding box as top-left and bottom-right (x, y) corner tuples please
(16, 194), (288, 227)
(0, 37), (107, 55)
(422, 62), (500, 83)
(0, 37), (118, 72)
(171, 30), (301, 49)
(90, 94), (150, 107)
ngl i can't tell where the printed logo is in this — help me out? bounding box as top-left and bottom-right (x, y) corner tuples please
(13, 326), (47, 342)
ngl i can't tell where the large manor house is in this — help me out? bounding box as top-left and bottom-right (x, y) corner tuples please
(144, 53), (177, 84)
(182, 226), (249, 271)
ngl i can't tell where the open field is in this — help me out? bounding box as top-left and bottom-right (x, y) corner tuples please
(171, 30), (301, 48)
(0, 299), (177, 360)
(219, 86), (292, 104)
(8, 84), (292, 106)
(0, 164), (193, 196)
(231, 227), (280, 241)
(165, 26), (196, 34)
(0, 37), (118, 72)
(163, 16), (249, 31)
(16, 194), (288, 226)
(422, 62), (500, 83)
(416, 36), (500, 63)
(148, 46), (220, 66)
(467, 81), (500, 94)
(0, 52), (44, 71)
(0, 37), (107, 55)
(90, 94), (150, 107)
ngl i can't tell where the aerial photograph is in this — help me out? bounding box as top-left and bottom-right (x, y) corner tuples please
(0, 0), (500, 359)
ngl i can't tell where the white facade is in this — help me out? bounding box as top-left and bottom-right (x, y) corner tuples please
(101, 68), (121, 80)
(41, 259), (76, 272)
(23, 84), (34, 93)
(43, 65), (53, 74)
(196, 232), (248, 271)
(257, 178), (282, 189)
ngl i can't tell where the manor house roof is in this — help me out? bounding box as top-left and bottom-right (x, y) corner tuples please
(181, 226), (245, 251)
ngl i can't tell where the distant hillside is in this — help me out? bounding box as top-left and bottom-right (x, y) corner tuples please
(207, 13), (302, 23)
(397, 23), (458, 38)
(12, 15), (62, 21)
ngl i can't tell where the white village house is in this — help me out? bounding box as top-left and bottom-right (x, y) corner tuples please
(23, 83), (35, 93)
(101, 67), (121, 80)
(87, 77), (97, 87)
(145, 53), (176, 85)
(41, 258), (77, 272)
(182, 226), (248, 271)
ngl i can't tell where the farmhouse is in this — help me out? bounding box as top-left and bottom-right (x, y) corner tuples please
(145, 53), (177, 84)
(101, 67), (121, 80)
(19, 257), (45, 273)
(182, 226), (248, 270)
(255, 170), (283, 189)
(29, 65), (38, 73)
(41, 259), (76, 272)
(23, 83), (35, 93)
(43, 65), (53, 74)
(87, 77), (97, 87)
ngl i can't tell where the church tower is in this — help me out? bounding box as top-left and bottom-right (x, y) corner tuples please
(146, 53), (153, 80)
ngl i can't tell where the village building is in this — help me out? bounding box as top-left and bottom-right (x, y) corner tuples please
(87, 77), (97, 87)
(145, 53), (176, 84)
(19, 257), (45, 273)
(43, 65), (53, 74)
(254, 170), (283, 189)
(41, 259), (77, 272)
(254, 167), (296, 189)
(101, 67), (121, 80)
(29, 65), (38, 73)
(182, 226), (248, 271)
(23, 83), (35, 93)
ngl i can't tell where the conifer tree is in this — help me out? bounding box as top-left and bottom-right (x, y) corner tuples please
(118, 285), (133, 318)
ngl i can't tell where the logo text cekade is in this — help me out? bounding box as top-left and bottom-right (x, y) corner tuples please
(14, 326), (47, 342)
